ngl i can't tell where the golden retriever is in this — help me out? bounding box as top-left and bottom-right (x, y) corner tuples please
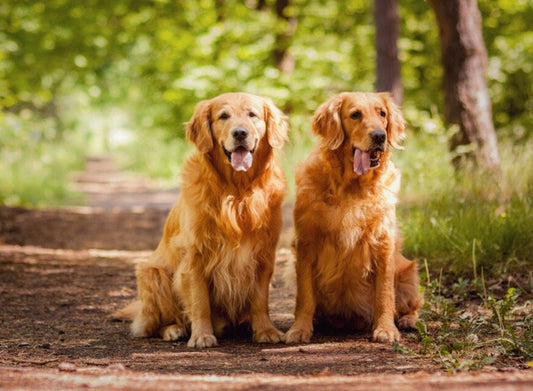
(114, 92), (288, 348)
(285, 92), (422, 344)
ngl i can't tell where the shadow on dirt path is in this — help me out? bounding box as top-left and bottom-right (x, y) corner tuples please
(0, 155), (532, 390)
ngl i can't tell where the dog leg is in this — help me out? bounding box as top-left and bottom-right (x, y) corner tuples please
(395, 254), (422, 330)
(211, 311), (231, 338)
(372, 248), (401, 343)
(183, 260), (218, 348)
(285, 243), (316, 344)
(132, 262), (182, 339)
(250, 252), (284, 343)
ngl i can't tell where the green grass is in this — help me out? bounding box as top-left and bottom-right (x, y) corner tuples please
(0, 114), (87, 206)
(400, 193), (532, 277)
(396, 132), (533, 280)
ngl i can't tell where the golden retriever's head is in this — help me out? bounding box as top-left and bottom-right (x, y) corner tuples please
(312, 92), (405, 176)
(186, 92), (288, 172)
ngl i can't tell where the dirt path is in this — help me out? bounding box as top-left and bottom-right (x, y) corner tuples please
(0, 156), (532, 390)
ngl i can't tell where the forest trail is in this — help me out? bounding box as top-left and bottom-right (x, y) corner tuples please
(71, 155), (180, 211)
(0, 155), (531, 390)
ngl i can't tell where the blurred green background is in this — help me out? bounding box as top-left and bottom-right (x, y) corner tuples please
(0, 0), (532, 278)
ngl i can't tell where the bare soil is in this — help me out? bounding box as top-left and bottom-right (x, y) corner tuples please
(0, 155), (531, 390)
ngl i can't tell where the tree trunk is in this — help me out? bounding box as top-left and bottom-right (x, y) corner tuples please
(374, 0), (402, 105)
(429, 0), (501, 174)
(255, 0), (267, 11)
(273, 0), (297, 74)
(215, 0), (225, 22)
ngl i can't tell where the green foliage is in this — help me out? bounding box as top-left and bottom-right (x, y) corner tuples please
(487, 288), (533, 359)
(480, 0), (533, 141)
(399, 0), (442, 112)
(395, 274), (532, 372)
(0, 112), (86, 206)
(400, 191), (533, 277)
(1, 0), (531, 140)
(0, 0), (139, 114)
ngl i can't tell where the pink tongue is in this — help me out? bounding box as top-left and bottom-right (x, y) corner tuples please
(353, 148), (371, 176)
(230, 149), (253, 171)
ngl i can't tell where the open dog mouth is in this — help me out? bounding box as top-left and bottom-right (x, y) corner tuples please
(353, 146), (384, 176)
(223, 146), (255, 172)
(369, 147), (383, 166)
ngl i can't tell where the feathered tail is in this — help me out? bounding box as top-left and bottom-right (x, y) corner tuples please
(111, 300), (141, 320)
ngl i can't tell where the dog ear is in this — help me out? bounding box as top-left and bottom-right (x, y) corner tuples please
(312, 94), (345, 150)
(380, 93), (406, 150)
(186, 99), (214, 153)
(264, 98), (289, 149)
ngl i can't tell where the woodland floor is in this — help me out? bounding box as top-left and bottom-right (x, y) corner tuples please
(0, 155), (532, 390)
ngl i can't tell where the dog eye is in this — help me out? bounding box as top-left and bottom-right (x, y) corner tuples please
(379, 110), (386, 118)
(248, 112), (257, 118)
(350, 111), (362, 120)
(219, 113), (230, 120)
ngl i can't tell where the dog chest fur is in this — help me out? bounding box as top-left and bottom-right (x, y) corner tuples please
(171, 212), (261, 325)
(207, 239), (257, 322)
(301, 164), (401, 322)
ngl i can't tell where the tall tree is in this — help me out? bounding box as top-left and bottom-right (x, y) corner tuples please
(429, 0), (501, 174)
(273, 0), (297, 74)
(374, 0), (402, 104)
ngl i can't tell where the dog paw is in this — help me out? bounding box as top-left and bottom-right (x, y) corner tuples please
(254, 327), (285, 344)
(161, 324), (187, 341)
(187, 333), (218, 348)
(372, 324), (401, 343)
(397, 314), (418, 330)
(131, 317), (153, 338)
(285, 326), (312, 344)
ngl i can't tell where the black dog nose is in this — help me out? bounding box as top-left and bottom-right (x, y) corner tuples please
(232, 127), (249, 141)
(370, 129), (386, 144)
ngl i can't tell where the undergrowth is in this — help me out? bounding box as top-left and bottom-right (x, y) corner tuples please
(400, 192), (533, 278)
(391, 132), (533, 372)
(395, 264), (533, 372)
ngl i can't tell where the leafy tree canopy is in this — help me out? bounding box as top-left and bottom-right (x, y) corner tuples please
(0, 0), (531, 146)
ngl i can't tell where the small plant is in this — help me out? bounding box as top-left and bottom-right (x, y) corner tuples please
(488, 287), (519, 337)
(401, 270), (532, 372)
(486, 288), (533, 359)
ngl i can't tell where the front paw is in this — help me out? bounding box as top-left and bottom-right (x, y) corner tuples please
(187, 333), (218, 348)
(372, 323), (401, 343)
(397, 313), (418, 330)
(285, 325), (313, 344)
(254, 327), (285, 344)
(161, 324), (187, 341)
